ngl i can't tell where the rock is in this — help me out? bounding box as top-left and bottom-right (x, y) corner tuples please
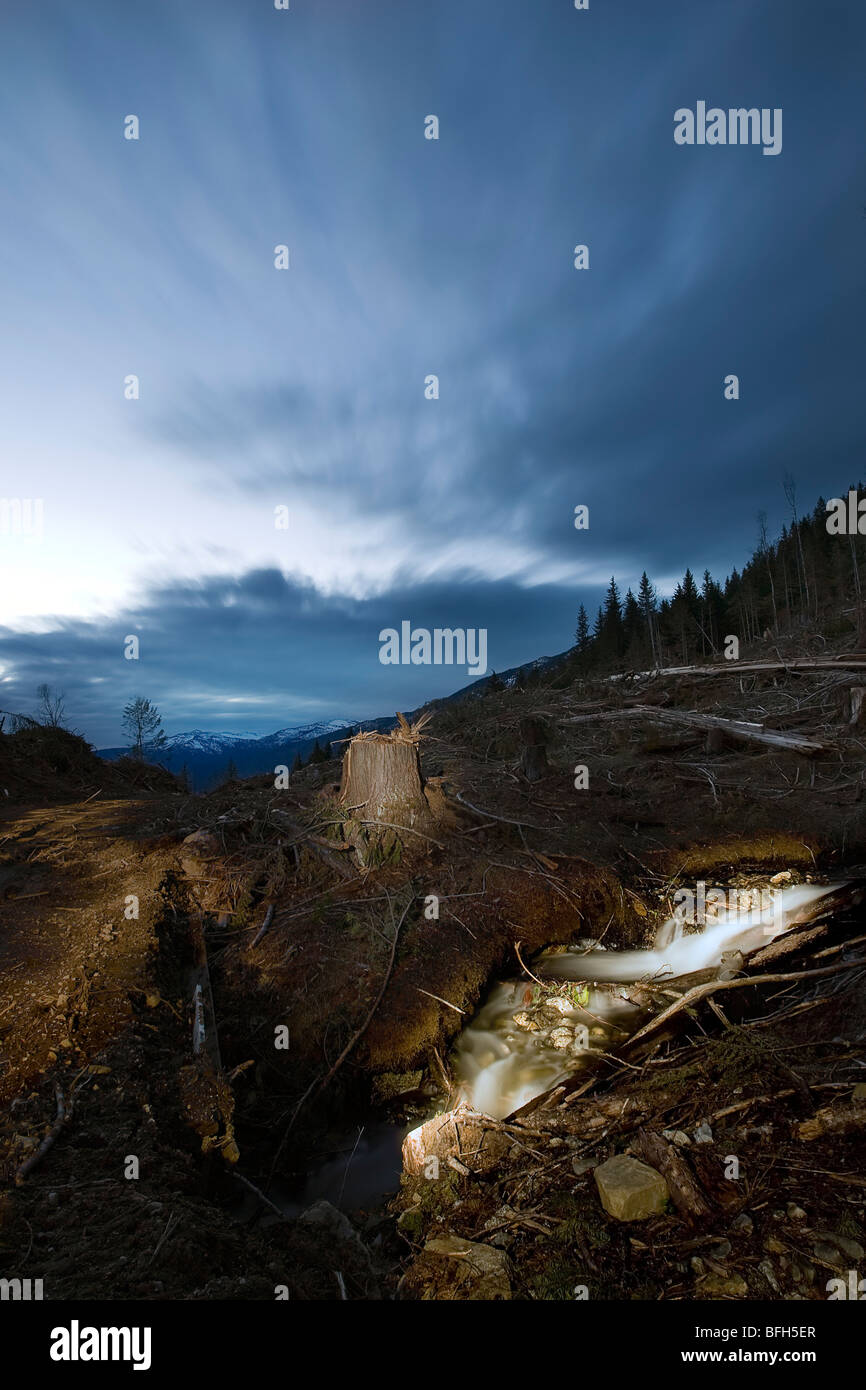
(512, 1012), (538, 1032)
(549, 1027), (574, 1051)
(700, 1271), (749, 1299)
(662, 1129), (691, 1147)
(812, 1230), (865, 1262)
(299, 1200), (358, 1245)
(854, 1083), (866, 1101)
(786, 1202), (807, 1221)
(812, 1242), (845, 1267)
(691, 1255), (706, 1276)
(546, 997), (574, 1016)
(732, 1212), (753, 1235)
(707, 1238), (732, 1260)
(765, 1236), (787, 1255)
(693, 1122), (713, 1144)
(594, 1154), (669, 1221)
(419, 1235), (511, 1299)
(770, 871), (793, 885)
(483, 1205), (518, 1248)
(572, 1155), (596, 1176)
(719, 951), (744, 980)
(759, 1259), (781, 1293)
(791, 1259), (815, 1286)
(180, 829), (221, 878)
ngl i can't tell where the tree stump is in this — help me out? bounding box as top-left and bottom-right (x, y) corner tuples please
(339, 718), (434, 864)
(518, 716), (549, 782)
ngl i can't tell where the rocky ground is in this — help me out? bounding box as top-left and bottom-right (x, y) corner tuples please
(1, 653), (865, 1299)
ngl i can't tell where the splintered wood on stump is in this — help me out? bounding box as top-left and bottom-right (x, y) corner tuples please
(339, 725), (431, 828)
(519, 716), (549, 782)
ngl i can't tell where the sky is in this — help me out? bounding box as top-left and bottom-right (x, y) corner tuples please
(1, 0), (864, 745)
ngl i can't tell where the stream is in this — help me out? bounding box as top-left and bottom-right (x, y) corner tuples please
(261, 881), (840, 1212)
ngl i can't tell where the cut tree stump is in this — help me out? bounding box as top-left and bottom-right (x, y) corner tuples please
(339, 715), (436, 863)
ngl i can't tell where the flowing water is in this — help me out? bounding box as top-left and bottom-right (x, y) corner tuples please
(257, 883), (842, 1210)
(450, 975), (640, 1120)
(451, 882), (840, 1120)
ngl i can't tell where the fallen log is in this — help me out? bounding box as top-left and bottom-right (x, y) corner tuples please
(632, 1127), (713, 1222)
(798, 1098), (866, 1141)
(561, 705), (831, 755)
(609, 658), (866, 680)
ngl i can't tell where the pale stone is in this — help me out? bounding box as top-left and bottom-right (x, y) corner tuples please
(594, 1154), (669, 1221)
(701, 1271), (749, 1298)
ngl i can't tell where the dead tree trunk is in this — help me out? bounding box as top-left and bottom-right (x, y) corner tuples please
(339, 716), (435, 864)
(518, 716), (549, 782)
(842, 684), (866, 728)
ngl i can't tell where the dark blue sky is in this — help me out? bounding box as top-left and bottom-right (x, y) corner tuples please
(1, 0), (864, 743)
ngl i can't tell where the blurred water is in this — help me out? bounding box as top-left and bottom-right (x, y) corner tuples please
(450, 976), (640, 1120)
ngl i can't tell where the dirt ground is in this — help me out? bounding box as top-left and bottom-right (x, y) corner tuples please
(1, 659), (865, 1299)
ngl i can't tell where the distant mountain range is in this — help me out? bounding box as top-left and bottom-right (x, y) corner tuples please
(98, 718), (365, 790)
(97, 651), (569, 790)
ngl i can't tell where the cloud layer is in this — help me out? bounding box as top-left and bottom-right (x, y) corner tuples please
(1, 0), (864, 741)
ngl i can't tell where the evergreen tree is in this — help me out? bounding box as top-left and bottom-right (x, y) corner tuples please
(594, 577), (624, 664)
(637, 571), (659, 665)
(622, 588), (643, 664)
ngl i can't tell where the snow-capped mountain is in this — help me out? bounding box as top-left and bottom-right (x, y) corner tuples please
(162, 730), (263, 754)
(97, 650), (574, 790)
(254, 719), (354, 748)
(98, 719), (357, 790)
